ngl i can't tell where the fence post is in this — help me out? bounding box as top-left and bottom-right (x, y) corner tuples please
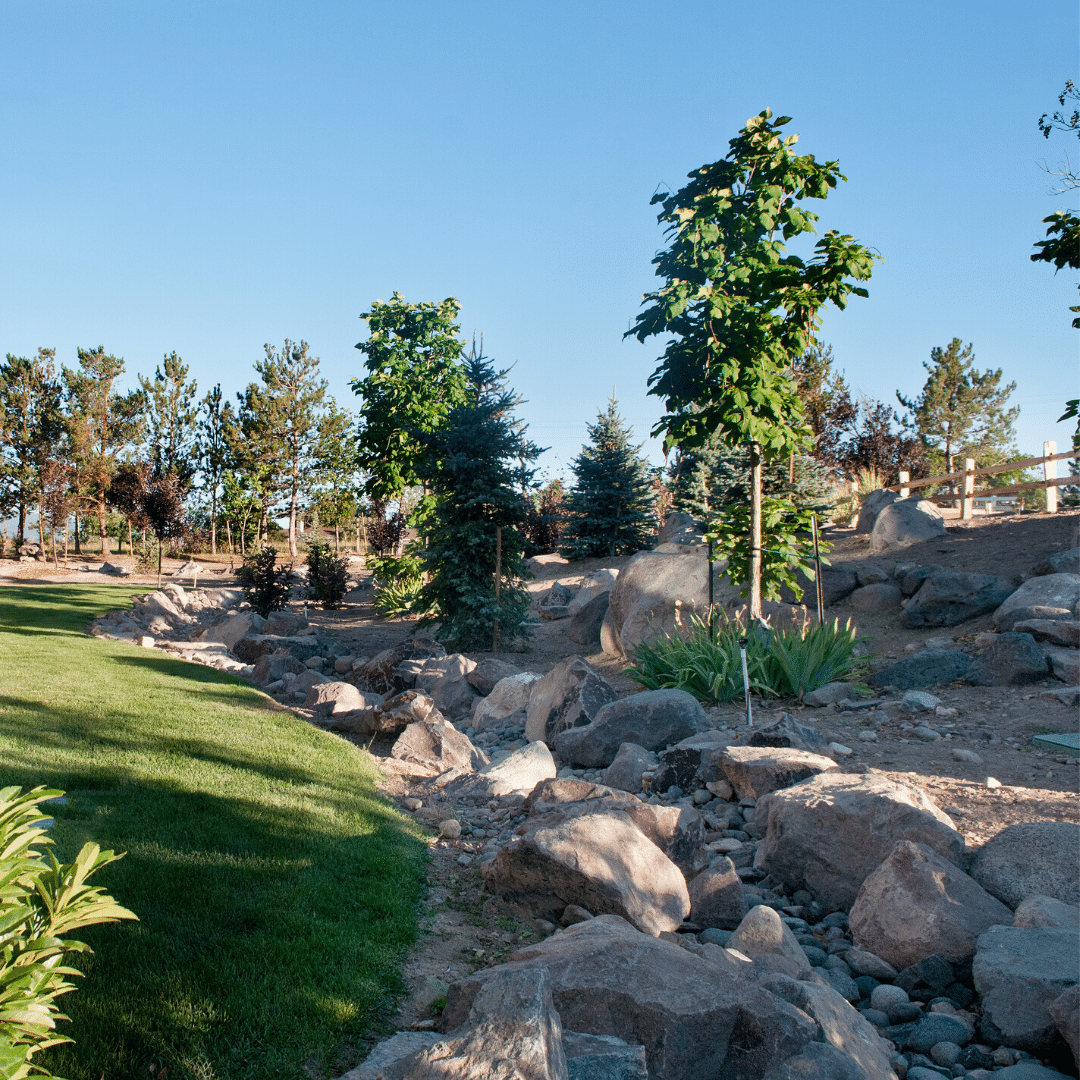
(899, 471), (909, 498)
(1044, 441), (1058, 513)
(962, 459), (975, 520)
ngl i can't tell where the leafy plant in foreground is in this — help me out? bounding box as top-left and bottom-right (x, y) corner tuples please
(242, 547), (291, 616)
(366, 553), (426, 618)
(305, 540), (350, 609)
(0, 786), (137, 1079)
(767, 618), (858, 700)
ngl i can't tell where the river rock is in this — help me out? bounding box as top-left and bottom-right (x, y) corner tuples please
(525, 656), (617, 747)
(901, 570), (1016, 628)
(849, 840), (1012, 969)
(728, 904), (812, 974)
(969, 821), (1080, 908)
(754, 772), (964, 910)
(554, 689), (704, 767)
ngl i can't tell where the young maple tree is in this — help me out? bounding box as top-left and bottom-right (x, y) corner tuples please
(627, 109), (878, 615)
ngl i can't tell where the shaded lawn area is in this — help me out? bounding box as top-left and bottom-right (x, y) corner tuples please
(0, 585), (428, 1080)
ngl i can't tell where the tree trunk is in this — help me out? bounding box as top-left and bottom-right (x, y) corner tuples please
(73, 509), (81, 554)
(157, 541), (163, 589)
(38, 498), (46, 551)
(63, 521), (69, 567)
(749, 440), (763, 622)
(210, 487), (218, 555)
(127, 520), (133, 555)
(98, 499), (109, 556)
(17, 501), (26, 546)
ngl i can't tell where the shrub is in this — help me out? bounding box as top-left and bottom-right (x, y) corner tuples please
(242, 548), (291, 616)
(366, 553), (426, 618)
(0, 786), (137, 1079)
(627, 611), (858, 703)
(305, 540), (350, 609)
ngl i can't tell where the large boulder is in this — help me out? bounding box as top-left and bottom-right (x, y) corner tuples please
(442, 915), (819, 1080)
(728, 905), (812, 974)
(973, 924), (1080, 1053)
(390, 718), (489, 774)
(568, 569), (620, 610)
(233, 634), (320, 665)
(1014, 895), (1080, 931)
(687, 856), (746, 930)
(846, 582), (903, 614)
(969, 821), (1080, 909)
(251, 649), (305, 686)
(414, 653), (480, 717)
(303, 680), (372, 716)
(656, 512), (704, 547)
(867, 648), (973, 689)
(779, 565), (859, 610)
(1031, 547), (1080, 577)
(719, 746), (839, 800)
(363, 690), (444, 737)
(525, 657), (617, 747)
(348, 965), (568, 1080)
(651, 731), (731, 793)
(553, 689), (705, 768)
(900, 571), (1016, 628)
(481, 812), (690, 935)
(206, 611), (265, 650)
(855, 488), (899, 534)
(262, 611), (308, 636)
(451, 741), (558, 799)
(356, 639), (446, 695)
(966, 632), (1051, 686)
(601, 551), (741, 658)
(848, 840), (1012, 969)
(1049, 984), (1080, 1069)
(466, 657), (523, 695)
(754, 772), (964, 910)
(869, 498), (947, 552)
(566, 593), (610, 650)
(994, 574), (1080, 631)
(599, 743), (657, 794)
(474, 673), (541, 732)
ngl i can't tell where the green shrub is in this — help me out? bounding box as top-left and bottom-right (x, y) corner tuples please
(367, 553), (426, 618)
(305, 541), (350, 609)
(0, 786), (137, 1079)
(627, 611), (858, 704)
(242, 548), (291, 616)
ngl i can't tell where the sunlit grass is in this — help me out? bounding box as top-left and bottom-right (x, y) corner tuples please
(0, 584), (427, 1080)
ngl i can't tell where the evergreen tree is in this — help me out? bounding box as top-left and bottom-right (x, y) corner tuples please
(415, 343), (540, 651)
(559, 398), (656, 559)
(138, 352), (199, 479)
(897, 338), (1018, 482)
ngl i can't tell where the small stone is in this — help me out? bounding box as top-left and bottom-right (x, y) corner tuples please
(692, 788), (712, 805)
(902, 690), (942, 713)
(705, 779), (734, 800)
(305, 655), (325, 669)
(829, 742), (853, 756)
(888, 1000), (924, 1024)
(859, 730), (878, 742)
(930, 1041), (962, 1067)
(951, 748), (983, 763)
(985, 776), (1002, 788)
(439, 819), (462, 840)
(334, 656), (354, 673)
(402, 798), (423, 811)
(935, 706), (959, 719)
(871, 983), (910, 1012)
(560, 904), (593, 926)
(846, 946), (899, 981)
(991, 1047), (1016, 1066)
(456, 853), (473, 867)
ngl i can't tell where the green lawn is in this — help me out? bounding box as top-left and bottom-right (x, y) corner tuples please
(0, 585), (428, 1080)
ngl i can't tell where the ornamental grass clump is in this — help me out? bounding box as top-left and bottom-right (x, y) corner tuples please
(628, 611), (859, 704)
(0, 786), (136, 1080)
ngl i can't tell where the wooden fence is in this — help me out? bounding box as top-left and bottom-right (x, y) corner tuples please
(884, 441), (1076, 520)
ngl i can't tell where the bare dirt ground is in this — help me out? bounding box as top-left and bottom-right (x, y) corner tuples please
(3, 509), (1079, 1053)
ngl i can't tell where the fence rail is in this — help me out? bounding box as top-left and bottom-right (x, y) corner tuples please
(884, 441), (1075, 518)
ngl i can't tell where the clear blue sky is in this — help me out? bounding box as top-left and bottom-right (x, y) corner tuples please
(1, 0), (1077, 481)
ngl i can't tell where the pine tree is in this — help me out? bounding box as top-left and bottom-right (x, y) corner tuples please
(415, 343), (540, 651)
(559, 399), (656, 559)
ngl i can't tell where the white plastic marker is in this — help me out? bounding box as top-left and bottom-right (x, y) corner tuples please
(739, 636), (753, 727)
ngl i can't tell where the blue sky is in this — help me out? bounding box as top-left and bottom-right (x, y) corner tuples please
(1, 0), (1076, 482)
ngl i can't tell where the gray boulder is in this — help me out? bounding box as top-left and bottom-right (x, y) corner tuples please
(462, 741), (558, 799)
(443, 915), (819, 1080)
(563, 1031), (647, 1080)
(869, 498), (947, 553)
(474, 672), (542, 732)
(848, 840), (1012, 969)
(340, 1032), (442, 1080)
(901, 570), (1016, 628)
(207, 611), (265, 650)
(262, 611), (308, 636)
(867, 648), (972, 689)
(525, 657), (617, 747)
(855, 488), (899, 534)
(568, 569), (620, 610)
(719, 746), (839, 800)
(847, 583), (903, 613)
(802, 682), (853, 707)
(303, 680), (371, 716)
(656, 511), (704, 546)
(973, 924), (1080, 1053)
(390, 718), (489, 774)
(466, 657), (523, 695)
(969, 821), (1080, 908)
(1014, 619), (1080, 646)
(251, 649), (305, 686)
(554, 689), (705, 768)
(599, 743), (657, 794)
(651, 731), (731, 793)
(728, 904), (812, 974)
(233, 633), (320, 665)
(746, 713), (832, 755)
(481, 812), (690, 935)
(688, 856), (747, 930)
(966, 632), (1051, 686)
(1031, 547), (1080, 577)
(1014, 895), (1080, 931)
(761, 1040), (877, 1080)
(356, 639), (446, 696)
(566, 592), (610, 650)
(1046, 645), (1080, 683)
(898, 563), (943, 595)
(995, 574), (1080, 631)
(779, 565), (859, 609)
(1049, 983), (1080, 1069)
(754, 772), (964, 910)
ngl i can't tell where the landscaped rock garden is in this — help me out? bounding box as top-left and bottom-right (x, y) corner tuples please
(79, 505), (1080, 1079)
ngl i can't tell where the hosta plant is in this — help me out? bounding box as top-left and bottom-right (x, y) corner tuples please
(0, 786), (137, 1080)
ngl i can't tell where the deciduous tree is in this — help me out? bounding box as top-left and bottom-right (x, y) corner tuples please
(627, 109), (878, 616)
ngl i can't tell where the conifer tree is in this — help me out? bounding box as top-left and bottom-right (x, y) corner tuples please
(415, 343), (540, 651)
(559, 398), (655, 559)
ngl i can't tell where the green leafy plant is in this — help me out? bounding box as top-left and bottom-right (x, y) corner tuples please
(242, 547), (291, 616)
(305, 540), (350, 610)
(766, 618), (858, 700)
(627, 612), (780, 704)
(0, 786), (137, 1079)
(366, 553), (426, 618)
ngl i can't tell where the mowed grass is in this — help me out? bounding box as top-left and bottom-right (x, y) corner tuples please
(0, 585), (428, 1080)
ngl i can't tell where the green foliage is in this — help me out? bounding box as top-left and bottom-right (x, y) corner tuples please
(304, 540), (350, 610)
(522, 479), (567, 556)
(366, 553), (426, 618)
(137, 351), (198, 480)
(627, 108), (878, 460)
(414, 344), (540, 651)
(1031, 210), (1080, 328)
(707, 498), (830, 604)
(627, 614), (778, 703)
(559, 398), (656, 559)
(768, 618), (858, 700)
(0, 785), (137, 1079)
(897, 338), (1019, 477)
(351, 294), (469, 502)
(243, 548), (291, 616)
(627, 613), (857, 703)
